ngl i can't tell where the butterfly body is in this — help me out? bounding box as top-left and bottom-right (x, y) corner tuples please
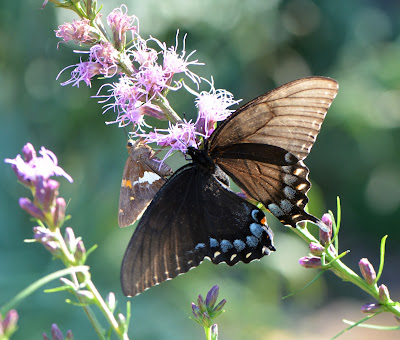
(121, 77), (339, 296)
(118, 139), (173, 228)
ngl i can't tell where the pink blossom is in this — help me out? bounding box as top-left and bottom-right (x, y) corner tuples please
(107, 5), (138, 49)
(55, 18), (99, 47)
(58, 60), (102, 87)
(151, 31), (204, 85)
(143, 120), (200, 159)
(192, 83), (240, 137)
(89, 42), (120, 77)
(5, 145), (73, 183)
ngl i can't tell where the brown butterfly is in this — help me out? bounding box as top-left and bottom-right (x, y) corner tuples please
(118, 139), (173, 227)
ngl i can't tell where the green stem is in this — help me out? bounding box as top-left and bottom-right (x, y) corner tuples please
(154, 94), (183, 124)
(292, 225), (400, 318)
(86, 280), (129, 340)
(204, 325), (211, 340)
(0, 266), (89, 315)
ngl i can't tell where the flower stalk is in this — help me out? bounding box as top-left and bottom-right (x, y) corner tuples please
(294, 198), (400, 327)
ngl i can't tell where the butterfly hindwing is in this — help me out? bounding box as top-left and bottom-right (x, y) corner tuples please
(121, 163), (275, 297)
(118, 140), (173, 228)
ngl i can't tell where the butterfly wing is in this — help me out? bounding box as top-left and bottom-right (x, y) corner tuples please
(209, 77), (338, 160)
(118, 157), (167, 228)
(208, 77), (338, 227)
(121, 164), (275, 297)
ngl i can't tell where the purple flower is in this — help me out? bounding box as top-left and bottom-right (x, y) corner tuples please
(89, 42), (120, 77)
(151, 31), (204, 85)
(359, 258), (376, 285)
(194, 84), (240, 137)
(191, 285), (226, 328)
(143, 120), (200, 159)
(55, 18), (99, 47)
(107, 5), (138, 50)
(58, 60), (102, 88)
(5, 144), (73, 184)
(43, 324), (73, 340)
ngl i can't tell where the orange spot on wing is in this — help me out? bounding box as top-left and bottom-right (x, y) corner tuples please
(261, 216), (266, 225)
(122, 179), (132, 189)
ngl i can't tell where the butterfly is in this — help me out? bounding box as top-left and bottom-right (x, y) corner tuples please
(121, 76), (339, 296)
(118, 139), (173, 228)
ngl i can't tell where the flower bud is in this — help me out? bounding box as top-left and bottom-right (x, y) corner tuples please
(106, 292), (116, 313)
(319, 213), (332, 245)
(64, 227), (77, 254)
(359, 258), (376, 285)
(211, 299), (226, 317)
(378, 284), (390, 304)
(19, 197), (45, 219)
(361, 303), (382, 313)
(205, 285), (219, 309)
(75, 240), (87, 264)
(65, 330), (73, 340)
(192, 303), (202, 319)
(197, 294), (207, 313)
(53, 197), (66, 227)
(51, 323), (64, 340)
(299, 256), (322, 268)
(309, 242), (325, 256)
(2, 310), (18, 337)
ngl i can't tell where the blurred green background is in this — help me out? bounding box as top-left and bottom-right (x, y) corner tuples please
(1, 0), (400, 339)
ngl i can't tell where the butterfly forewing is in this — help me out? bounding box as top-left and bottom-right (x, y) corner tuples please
(118, 140), (173, 228)
(121, 163), (275, 297)
(208, 77), (338, 227)
(208, 77), (338, 160)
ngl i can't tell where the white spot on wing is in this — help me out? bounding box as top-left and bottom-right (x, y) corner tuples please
(133, 171), (160, 185)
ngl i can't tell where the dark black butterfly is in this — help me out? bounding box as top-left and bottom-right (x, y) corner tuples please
(118, 139), (173, 227)
(121, 77), (339, 296)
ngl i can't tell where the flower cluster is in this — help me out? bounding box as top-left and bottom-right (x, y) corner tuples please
(5, 143), (72, 230)
(53, 1), (240, 159)
(5, 142), (129, 339)
(42, 324), (73, 340)
(191, 285), (226, 339)
(298, 213), (334, 269)
(297, 210), (397, 322)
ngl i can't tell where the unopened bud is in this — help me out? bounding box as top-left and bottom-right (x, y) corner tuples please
(309, 242), (325, 256)
(319, 213), (333, 245)
(299, 256), (322, 268)
(378, 284), (390, 304)
(361, 303), (382, 314)
(359, 258), (376, 285)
